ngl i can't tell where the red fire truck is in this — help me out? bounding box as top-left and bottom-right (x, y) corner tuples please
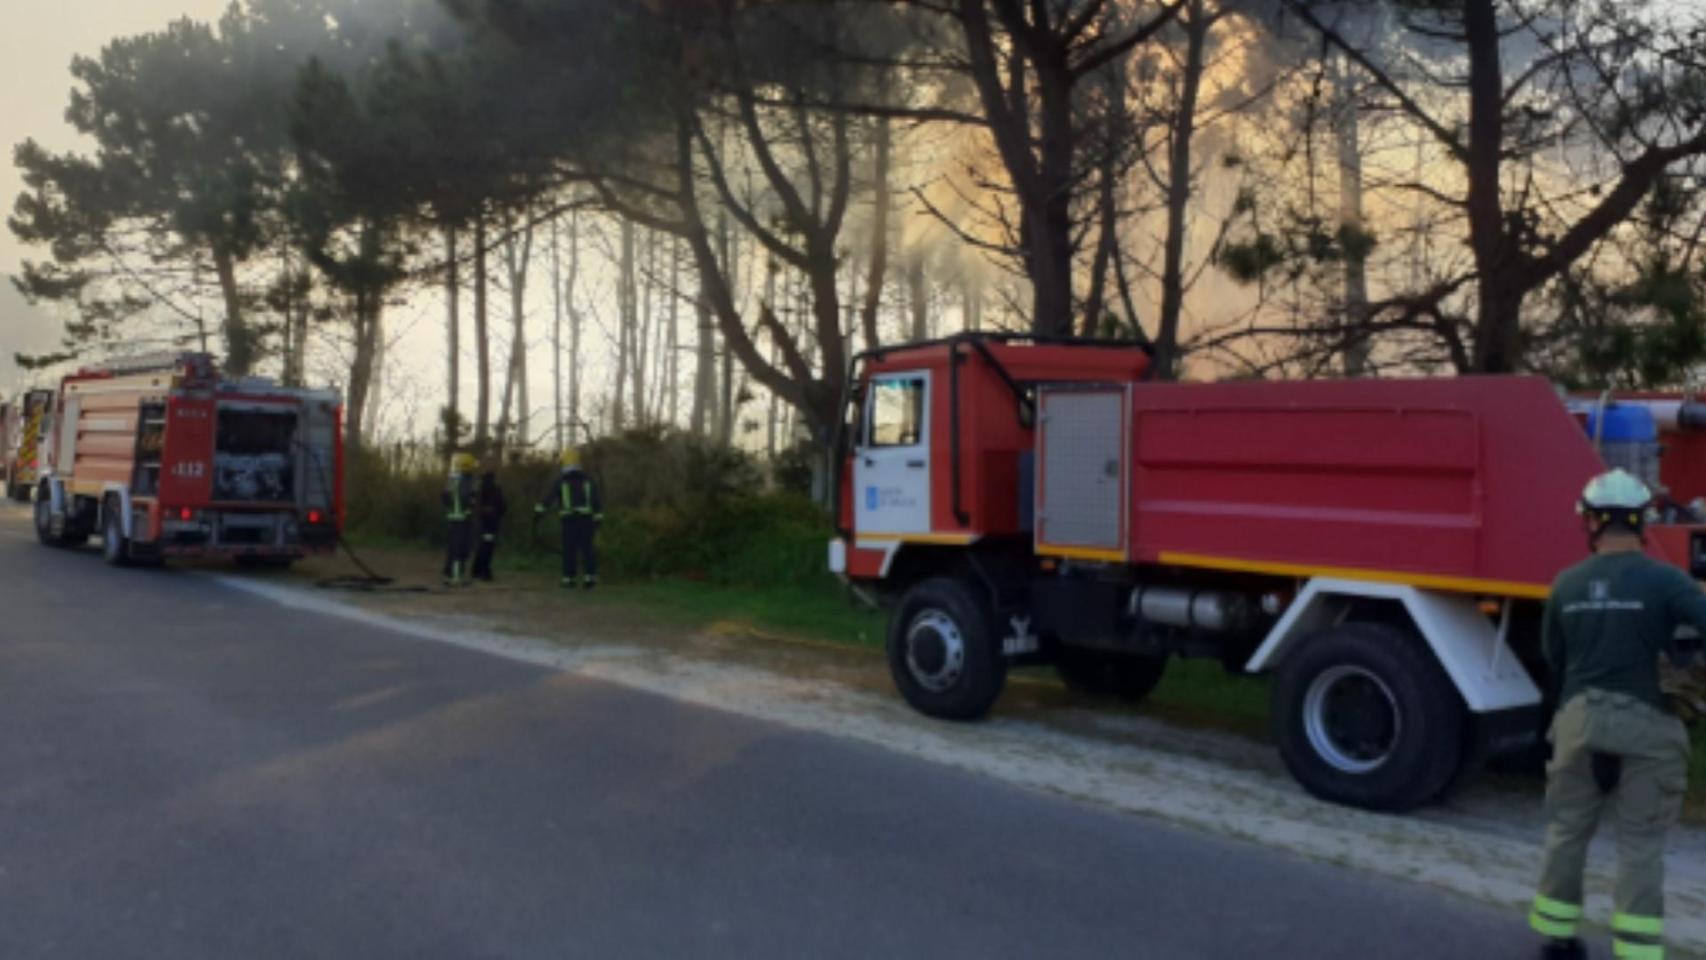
(30, 353), (343, 567)
(830, 333), (1706, 811)
(3, 389), (56, 502)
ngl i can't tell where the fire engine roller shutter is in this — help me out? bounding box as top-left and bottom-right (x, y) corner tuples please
(1036, 386), (1129, 553)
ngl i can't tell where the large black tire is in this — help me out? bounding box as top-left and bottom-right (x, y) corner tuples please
(101, 501), (130, 567)
(33, 493), (58, 547)
(1056, 647), (1169, 703)
(887, 577), (1007, 721)
(1272, 622), (1465, 812)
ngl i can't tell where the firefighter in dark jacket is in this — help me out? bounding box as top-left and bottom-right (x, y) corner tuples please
(535, 448), (602, 588)
(471, 468), (507, 582)
(1530, 469), (1703, 960)
(442, 453), (478, 586)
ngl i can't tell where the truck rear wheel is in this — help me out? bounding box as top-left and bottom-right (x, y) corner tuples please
(1272, 622), (1464, 812)
(33, 493), (58, 546)
(887, 577), (1007, 721)
(102, 501), (130, 567)
(1056, 648), (1169, 703)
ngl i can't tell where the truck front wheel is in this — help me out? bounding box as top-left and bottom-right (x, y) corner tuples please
(888, 577), (1007, 721)
(1272, 623), (1464, 812)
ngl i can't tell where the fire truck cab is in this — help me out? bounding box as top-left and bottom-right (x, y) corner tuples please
(31, 353), (343, 567)
(831, 333), (1706, 812)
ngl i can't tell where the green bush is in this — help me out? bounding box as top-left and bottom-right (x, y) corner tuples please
(344, 428), (835, 589)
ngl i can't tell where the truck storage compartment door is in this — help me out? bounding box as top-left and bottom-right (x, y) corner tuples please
(213, 405), (297, 503)
(854, 371), (933, 537)
(1036, 386), (1129, 560)
(298, 398), (338, 510)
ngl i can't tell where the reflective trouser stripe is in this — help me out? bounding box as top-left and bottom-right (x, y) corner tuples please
(1614, 940), (1664, 960)
(1530, 913), (1578, 938)
(1530, 896), (1582, 938)
(1534, 896), (1584, 921)
(1614, 915), (1664, 937)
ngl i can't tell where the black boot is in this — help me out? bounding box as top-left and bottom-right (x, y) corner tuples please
(1539, 938), (1586, 960)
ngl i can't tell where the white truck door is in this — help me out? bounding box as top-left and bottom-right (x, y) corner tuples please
(854, 371), (932, 536)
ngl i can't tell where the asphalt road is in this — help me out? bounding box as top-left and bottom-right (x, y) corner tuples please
(0, 511), (1546, 959)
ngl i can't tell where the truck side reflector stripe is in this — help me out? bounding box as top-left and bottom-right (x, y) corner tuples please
(1156, 551), (1551, 600)
(1036, 545), (1128, 563)
(855, 532), (980, 545)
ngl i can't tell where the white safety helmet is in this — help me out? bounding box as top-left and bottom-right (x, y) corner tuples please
(1578, 468), (1652, 531)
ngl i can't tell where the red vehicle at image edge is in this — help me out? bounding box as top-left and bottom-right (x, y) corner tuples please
(26, 352), (343, 568)
(828, 333), (1706, 812)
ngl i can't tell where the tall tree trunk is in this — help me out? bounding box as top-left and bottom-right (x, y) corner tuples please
(716, 212), (737, 444)
(691, 291), (715, 436)
(634, 229), (655, 426)
(1464, 0), (1518, 373)
(474, 215), (491, 446)
(764, 255), (781, 459)
(551, 217), (564, 451)
(212, 246), (254, 376)
(1153, 1), (1210, 380)
(667, 238), (681, 425)
(567, 213), (582, 442)
(343, 221), (386, 451)
(363, 311), (386, 444)
(1334, 54), (1372, 376)
(907, 251), (928, 341)
(494, 213), (534, 451)
(614, 219), (635, 430)
(1031, 63), (1077, 339)
(860, 115), (892, 351)
(445, 225), (461, 448)
(1081, 49), (1127, 340)
(345, 292), (377, 452)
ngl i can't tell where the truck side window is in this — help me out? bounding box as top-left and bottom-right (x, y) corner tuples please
(869, 378), (925, 448)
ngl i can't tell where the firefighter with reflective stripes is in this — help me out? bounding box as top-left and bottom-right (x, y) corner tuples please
(1531, 469), (1702, 960)
(535, 448), (602, 588)
(442, 453), (478, 587)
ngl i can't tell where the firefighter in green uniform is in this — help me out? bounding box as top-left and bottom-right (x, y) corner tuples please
(535, 448), (602, 589)
(442, 452), (478, 587)
(1530, 469), (1703, 960)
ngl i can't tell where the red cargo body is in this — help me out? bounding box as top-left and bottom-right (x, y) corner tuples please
(1121, 376), (1621, 599)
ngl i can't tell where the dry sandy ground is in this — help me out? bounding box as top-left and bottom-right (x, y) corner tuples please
(198, 548), (1706, 958)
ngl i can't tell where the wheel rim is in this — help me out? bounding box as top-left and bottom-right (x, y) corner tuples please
(105, 513), (122, 560)
(905, 610), (966, 693)
(1302, 665), (1401, 775)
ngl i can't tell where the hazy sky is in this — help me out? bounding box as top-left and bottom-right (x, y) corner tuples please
(0, 0), (230, 393)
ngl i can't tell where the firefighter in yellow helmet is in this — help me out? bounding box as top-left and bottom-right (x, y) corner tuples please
(535, 448), (602, 588)
(1530, 469), (1703, 960)
(441, 452), (478, 586)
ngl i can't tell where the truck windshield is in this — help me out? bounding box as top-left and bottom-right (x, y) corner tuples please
(214, 408), (297, 502)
